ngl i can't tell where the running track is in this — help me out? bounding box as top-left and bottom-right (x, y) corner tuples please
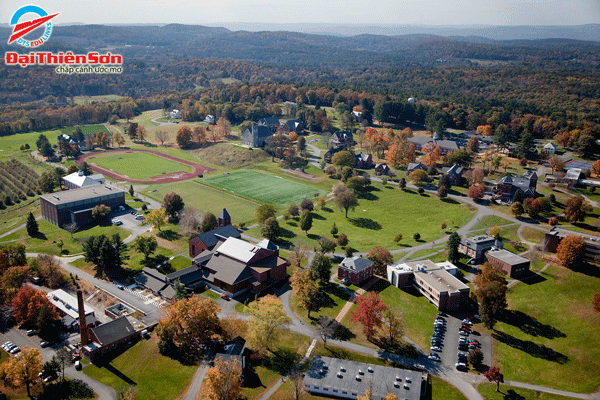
(77, 149), (214, 184)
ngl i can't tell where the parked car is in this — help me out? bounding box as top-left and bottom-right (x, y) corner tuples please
(111, 219), (122, 225)
(40, 341), (50, 348)
(428, 354), (441, 362)
(118, 205), (125, 211)
(430, 346), (442, 352)
(74, 361), (82, 370)
(9, 346), (20, 355)
(459, 331), (469, 337)
(457, 352), (468, 361)
(135, 215), (145, 220)
(470, 340), (481, 346)
(455, 362), (468, 371)
(220, 294), (230, 301)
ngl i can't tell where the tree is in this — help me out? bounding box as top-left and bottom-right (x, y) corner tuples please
(162, 192), (185, 220)
(484, 366), (504, 392)
(256, 203), (276, 224)
(246, 295), (291, 354)
(350, 291), (388, 341)
(394, 233), (403, 244)
(261, 217), (280, 241)
(489, 226), (501, 240)
(36, 254), (66, 289)
(133, 235), (158, 262)
(205, 357), (242, 400)
(113, 131), (126, 148)
(399, 177), (406, 190)
(38, 170), (58, 193)
(129, 185), (134, 197)
(156, 296), (221, 351)
(511, 201), (524, 218)
(468, 349), (484, 368)
(345, 176), (364, 194)
(66, 164), (79, 175)
(382, 309), (404, 346)
(291, 269), (322, 318)
(367, 246), (393, 275)
(564, 196), (592, 223)
(556, 235), (586, 269)
(156, 129), (170, 146)
(91, 204), (111, 222)
(128, 122), (139, 140)
(331, 150), (355, 168)
(466, 137), (480, 153)
(334, 188), (358, 218)
(65, 222), (78, 238)
(40, 140), (55, 157)
(288, 241), (309, 269)
(173, 279), (188, 300)
(81, 161), (92, 175)
(413, 232), (421, 241)
(0, 347), (43, 397)
(147, 208), (167, 231)
(468, 184), (485, 202)
(592, 160), (600, 177)
(53, 348), (72, 382)
(214, 117), (231, 142)
(473, 263), (508, 329)
(26, 212), (38, 236)
(136, 125), (147, 142)
(437, 185), (448, 199)
(523, 197), (541, 219)
(316, 316), (338, 348)
(300, 198), (314, 211)
(447, 232), (461, 264)
(330, 222), (338, 236)
(316, 236), (336, 254)
(593, 293), (600, 313)
(12, 286), (59, 328)
(311, 253), (332, 286)
(548, 156), (565, 174)
(176, 126), (193, 148)
(200, 212), (218, 233)
(408, 169), (428, 185)
(337, 233), (349, 247)
(299, 210), (313, 233)
(82, 234), (128, 278)
(288, 203), (300, 217)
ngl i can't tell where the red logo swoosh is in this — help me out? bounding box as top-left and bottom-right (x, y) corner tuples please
(9, 13), (59, 44)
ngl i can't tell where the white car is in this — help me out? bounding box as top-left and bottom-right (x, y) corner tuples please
(111, 219), (123, 226)
(428, 354), (441, 362)
(430, 346), (442, 352)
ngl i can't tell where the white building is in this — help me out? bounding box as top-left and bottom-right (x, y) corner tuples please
(170, 109), (180, 119)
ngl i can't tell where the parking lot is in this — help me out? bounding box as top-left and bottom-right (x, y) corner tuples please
(429, 313), (493, 371)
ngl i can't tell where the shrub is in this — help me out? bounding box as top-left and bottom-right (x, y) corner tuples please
(381, 177), (388, 185)
(300, 198), (314, 211)
(394, 233), (403, 243)
(440, 221), (447, 230)
(413, 233), (421, 241)
(337, 233), (349, 247)
(549, 217), (558, 226)
(417, 187), (424, 195)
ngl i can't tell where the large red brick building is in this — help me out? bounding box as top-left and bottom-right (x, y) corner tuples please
(337, 256), (373, 285)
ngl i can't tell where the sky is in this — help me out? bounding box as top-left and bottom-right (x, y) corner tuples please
(1, 0), (600, 26)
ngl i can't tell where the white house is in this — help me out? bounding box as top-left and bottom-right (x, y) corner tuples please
(543, 142), (557, 154)
(204, 115), (215, 124)
(170, 109), (180, 119)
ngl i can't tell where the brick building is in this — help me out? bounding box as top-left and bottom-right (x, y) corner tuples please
(338, 256), (374, 285)
(544, 227), (600, 263)
(40, 185), (125, 228)
(484, 248), (530, 278)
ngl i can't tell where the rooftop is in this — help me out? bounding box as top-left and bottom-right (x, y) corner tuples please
(215, 237), (274, 263)
(388, 260), (469, 294)
(486, 248), (530, 266)
(546, 226), (600, 246)
(40, 185), (124, 206)
(304, 356), (423, 400)
(339, 256), (374, 272)
(47, 289), (94, 320)
(91, 316), (136, 346)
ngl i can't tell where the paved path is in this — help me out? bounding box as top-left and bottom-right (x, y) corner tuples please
(334, 276), (379, 323)
(504, 380), (597, 400)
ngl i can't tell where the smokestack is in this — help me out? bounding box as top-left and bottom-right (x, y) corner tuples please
(77, 290), (89, 346)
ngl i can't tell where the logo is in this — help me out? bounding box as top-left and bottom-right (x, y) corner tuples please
(8, 5), (59, 48)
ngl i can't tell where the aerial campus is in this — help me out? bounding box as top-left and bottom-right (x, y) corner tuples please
(1, 20), (600, 400)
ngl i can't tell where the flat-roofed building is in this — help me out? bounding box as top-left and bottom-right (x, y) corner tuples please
(544, 227), (600, 263)
(47, 289), (97, 330)
(40, 185), (125, 228)
(484, 248), (530, 277)
(458, 235), (502, 261)
(303, 356), (427, 400)
(387, 260), (470, 312)
(63, 171), (105, 190)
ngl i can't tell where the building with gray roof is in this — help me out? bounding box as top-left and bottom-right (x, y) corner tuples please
(485, 248), (530, 277)
(242, 123), (274, 147)
(458, 235), (503, 261)
(303, 356), (426, 400)
(338, 256), (374, 285)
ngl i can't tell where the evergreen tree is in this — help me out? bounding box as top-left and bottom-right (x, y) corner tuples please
(26, 212), (39, 236)
(447, 232), (461, 264)
(299, 210), (313, 233)
(129, 185), (134, 197)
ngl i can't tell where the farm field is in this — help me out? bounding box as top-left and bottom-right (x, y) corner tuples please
(201, 169), (328, 208)
(73, 94), (124, 105)
(59, 124), (111, 137)
(246, 185), (475, 251)
(86, 151), (193, 180)
(144, 180), (260, 225)
(490, 265), (600, 393)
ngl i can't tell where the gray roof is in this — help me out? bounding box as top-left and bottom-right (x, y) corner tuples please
(339, 256), (373, 272)
(40, 185), (124, 206)
(167, 265), (204, 286)
(136, 268), (167, 293)
(461, 235), (502, 251)
(160, 285), (176, 300)
(407, 162), (426, 172)
(257, 239), (278, 251)
(193, 224), (241, 249)
(215, 237), (265, 263)
(91, 317), (136, 346)
(304, 356), (423, 400)
(486, 248), (530, 266)
(260, 117), (280, 126)
(204, 253), (254, 285)
(224, 336), (245, 355)
(219, 208), (231, 221)
(407, 135), (432, 147)
(445, 164), (463, 175)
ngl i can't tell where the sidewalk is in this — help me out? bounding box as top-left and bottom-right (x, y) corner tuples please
(334, 276), (379, 323)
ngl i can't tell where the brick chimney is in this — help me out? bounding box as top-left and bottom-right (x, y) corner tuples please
(77, 290), (89, 346)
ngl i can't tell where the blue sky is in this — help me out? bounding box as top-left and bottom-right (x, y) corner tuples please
(2, 0), (600, 26)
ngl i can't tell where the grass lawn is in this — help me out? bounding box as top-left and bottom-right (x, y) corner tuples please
(201, 170), (328, 209)
(73, 94), (124, 105)
(477, 383), (584, 400)
(11, 222), (130, 256)
(490, 264), (600, 392)
(431, 376), (468, 400)
(83, 335), (197, 400)
(372, 279), (438, 351)
(471, 215), (515, 232)
(169, 256), (192, 271)
(521, 227), (546, 244)
(59, 124), (110, 138)
(144, 180), (259, 225)
(87, 151), (193, 180)
(289, 281), (351, 325)
(246, 185), (475, 252)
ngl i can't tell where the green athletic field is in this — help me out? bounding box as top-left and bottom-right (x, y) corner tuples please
(88, 151), (192, 180)
(59, 124), (111, 137)
(201, 170), (327, 208)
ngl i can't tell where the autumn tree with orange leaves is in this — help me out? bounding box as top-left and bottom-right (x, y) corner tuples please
(11, 286), (60, 328)
(205, 357), (243, 400)
(350, 291), (388, 341)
